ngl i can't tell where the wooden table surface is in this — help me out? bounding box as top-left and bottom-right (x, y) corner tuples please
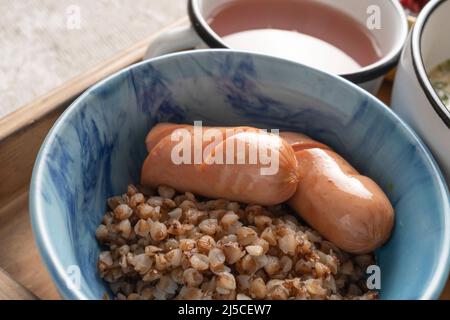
(0, 192), (59, 299)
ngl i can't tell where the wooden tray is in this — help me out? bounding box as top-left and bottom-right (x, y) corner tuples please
(0, 18), (449, 300)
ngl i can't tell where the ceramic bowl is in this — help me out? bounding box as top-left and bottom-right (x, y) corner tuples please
(392, 0), (450, 184)
(30, 50), (450, 299)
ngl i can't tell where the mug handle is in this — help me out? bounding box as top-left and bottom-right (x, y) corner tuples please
(144, 24), (205, 59)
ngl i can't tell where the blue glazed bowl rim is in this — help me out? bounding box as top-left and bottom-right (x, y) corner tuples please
(29, 49), (450, 300)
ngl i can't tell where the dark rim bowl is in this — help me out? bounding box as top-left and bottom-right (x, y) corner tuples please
(411, 0), (450, 128)
(188, 0), (409, 83)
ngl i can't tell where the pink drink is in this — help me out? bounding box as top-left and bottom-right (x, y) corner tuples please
(208, 0), (382, 74)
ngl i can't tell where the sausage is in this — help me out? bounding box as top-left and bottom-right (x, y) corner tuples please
(145, 123), (189, 152)
(145, 123), (257, 153)
(280, 132), (394, 254)
(141, 124), (299, 205)
(279, 131), (331, 152)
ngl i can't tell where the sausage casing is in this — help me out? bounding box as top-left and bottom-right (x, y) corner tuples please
(141, 124), (299, 205)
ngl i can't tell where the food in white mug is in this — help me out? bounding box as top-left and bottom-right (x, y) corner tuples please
(207, 0), (382, 75)
(429, 59), (450, 109)
(96, 184), (377, 300)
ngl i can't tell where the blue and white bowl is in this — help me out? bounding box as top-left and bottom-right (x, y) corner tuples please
(30, 50), (450, 300)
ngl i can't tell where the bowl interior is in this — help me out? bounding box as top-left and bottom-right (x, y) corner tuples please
(30, 50), (450, 300)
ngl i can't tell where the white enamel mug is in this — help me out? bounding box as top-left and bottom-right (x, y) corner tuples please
(144, 0), (408, 94)
(392, 0), (450, 184)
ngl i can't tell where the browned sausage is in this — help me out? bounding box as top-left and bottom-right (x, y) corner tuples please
(141, 124), (299, 205)
(279, 131), (331, 152)
(280, 132), (394, 254)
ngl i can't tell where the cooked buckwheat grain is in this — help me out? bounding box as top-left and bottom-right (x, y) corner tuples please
(96, 184), (378, 300)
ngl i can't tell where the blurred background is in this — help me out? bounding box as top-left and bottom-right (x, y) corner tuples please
(0, 0), (186, 118)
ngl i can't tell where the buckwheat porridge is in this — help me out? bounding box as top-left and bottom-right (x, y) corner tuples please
(96, 184), (377, 300)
